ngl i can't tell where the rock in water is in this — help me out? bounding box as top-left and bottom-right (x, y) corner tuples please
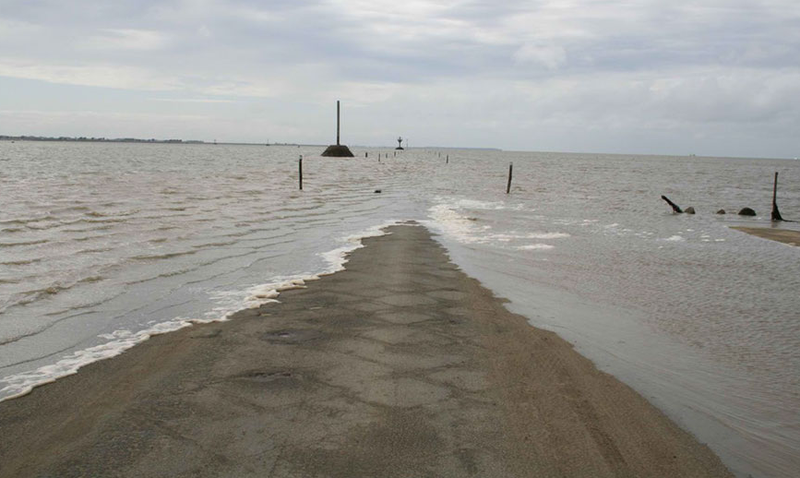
(716, 209), (726, 214)
(738, 207), (756, 216)
(684, 207), (696, 214)
(321, 145), (354, 157)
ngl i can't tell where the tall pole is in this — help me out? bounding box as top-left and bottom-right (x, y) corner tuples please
(336, 101), (340, 146)
(773, 172), (778, 205)
(772, 171), (783, 221)
(506, 163), (513, 194)
(299, 155), (303, 191)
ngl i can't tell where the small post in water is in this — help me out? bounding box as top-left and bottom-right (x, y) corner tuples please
(446, 155), (449, 164)
(299, 155), (303, 191)
(506, 163), (513, 194)
(772, 172), (783, 221)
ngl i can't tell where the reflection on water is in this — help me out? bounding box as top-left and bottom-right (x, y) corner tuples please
(1, 142), (798, 477)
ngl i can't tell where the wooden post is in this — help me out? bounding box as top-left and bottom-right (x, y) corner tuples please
(336, 101), (340, 146)
(661, 195), (683, 213)
(772, 172), (783, 221)
(299, 155), (303, 190)
(446, 155), (449, 164)
(506, 163), (513, 194)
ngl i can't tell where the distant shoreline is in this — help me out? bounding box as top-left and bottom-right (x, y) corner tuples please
(0, 136), (502, 151)
(1, 135), (207, 144)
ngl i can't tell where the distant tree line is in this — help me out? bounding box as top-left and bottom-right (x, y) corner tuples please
(0, 135), (204, 144)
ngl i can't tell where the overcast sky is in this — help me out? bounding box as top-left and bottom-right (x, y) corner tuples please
(1, 0), (798, 157)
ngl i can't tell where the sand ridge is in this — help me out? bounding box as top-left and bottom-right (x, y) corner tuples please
(731, 226), (800, 246)
(0, 225), (733, 477)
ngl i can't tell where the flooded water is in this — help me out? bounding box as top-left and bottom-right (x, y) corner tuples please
(1, 141), (798, 477)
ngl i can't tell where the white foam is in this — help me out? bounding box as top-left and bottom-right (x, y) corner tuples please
(0, 315), (202, 401)
(662, 235), (685, 242)
(518, 244), (555, 251)
(319, 221), (403, 274)
(425, 203), (490, 244)
(452, 198), (508, 210)
(426, 200), (568, 248)
(0, 219), (404, 403)
(525, 232), (570, 239)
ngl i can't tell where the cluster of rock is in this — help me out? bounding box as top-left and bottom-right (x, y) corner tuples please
(661, 173), (786, 221)
(715, 207), (756, 216)
(661, 196), (757, 216)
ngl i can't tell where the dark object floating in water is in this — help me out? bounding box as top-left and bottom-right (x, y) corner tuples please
(661, 195), (683, 214)
(374, 189), (382, 193)
(684, 207), (696, 214)
(738, 207), (756, 216)
(716, 209), (726, 214)
(321, 100), (354, 157)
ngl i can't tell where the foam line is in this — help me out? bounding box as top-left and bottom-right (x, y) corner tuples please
(0, 219), (405, 403)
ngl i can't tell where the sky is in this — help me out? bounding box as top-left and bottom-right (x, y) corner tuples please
(0, 0), (798, 157)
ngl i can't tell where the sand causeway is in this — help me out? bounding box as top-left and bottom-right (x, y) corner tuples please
(0, 225), (733, 477)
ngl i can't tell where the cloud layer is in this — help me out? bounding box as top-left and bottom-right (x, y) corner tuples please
(0, 0), (798, 156)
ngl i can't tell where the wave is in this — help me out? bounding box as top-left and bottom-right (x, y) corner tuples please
(0, 258), (42, 266)
(0, 215), (59, 225)
(0, 239), (49, 248)
(84, 209), (139, 218)
(76, 247), (113, 254)
(0, 219), (403, 403)
(130, 250), (198, 261)
(1, 275), (106, 312)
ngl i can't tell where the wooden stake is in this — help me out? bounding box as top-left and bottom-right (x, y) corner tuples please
(299, 155), (303, 190)
(506, 163), (513, 194)
(661, 195), (682, 213)
(772, 172), (783, 221)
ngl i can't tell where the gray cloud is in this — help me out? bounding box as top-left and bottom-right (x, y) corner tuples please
(0, 0), (798, 156)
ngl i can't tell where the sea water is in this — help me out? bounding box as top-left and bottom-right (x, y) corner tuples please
(1, 142), (798, 477)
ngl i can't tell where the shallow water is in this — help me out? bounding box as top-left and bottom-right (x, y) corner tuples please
(1, 142), (798, 477)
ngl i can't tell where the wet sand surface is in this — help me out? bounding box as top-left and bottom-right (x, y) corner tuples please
(732, 226), (800, 246)
(0, 225), (732, 477)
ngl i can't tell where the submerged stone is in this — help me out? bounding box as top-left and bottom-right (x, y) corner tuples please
(738, 207), (756, 216)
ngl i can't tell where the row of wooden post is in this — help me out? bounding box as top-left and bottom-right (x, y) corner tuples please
(299, 153), (787, 223)
(298, 153), (515, 194)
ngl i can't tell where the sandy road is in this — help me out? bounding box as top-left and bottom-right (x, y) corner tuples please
(0, 225), (732, 477)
